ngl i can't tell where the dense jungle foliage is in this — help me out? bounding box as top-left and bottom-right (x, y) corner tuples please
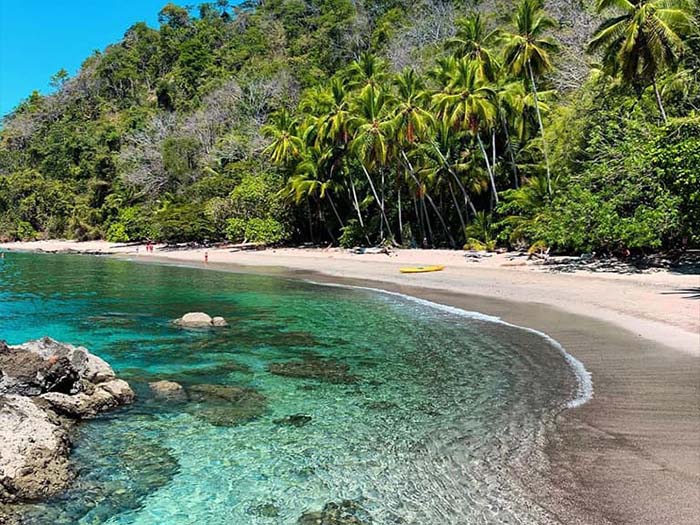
(1, 0), (698, 253)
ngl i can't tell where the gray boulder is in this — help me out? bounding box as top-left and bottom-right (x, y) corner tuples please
(174, 312), (228, 328)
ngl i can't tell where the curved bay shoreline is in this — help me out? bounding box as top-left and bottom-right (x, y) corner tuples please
(1, 241), (698, 524)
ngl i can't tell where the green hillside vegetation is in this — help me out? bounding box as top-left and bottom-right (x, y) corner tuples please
(1, 0), (698, 253)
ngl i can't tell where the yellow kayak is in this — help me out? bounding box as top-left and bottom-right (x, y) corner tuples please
(399, 265), (445, 274)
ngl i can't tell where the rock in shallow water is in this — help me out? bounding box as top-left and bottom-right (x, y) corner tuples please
(0, 338), (134, 504)
(298, 500), (372, 525)
(174, 312), (228, 328)
(268, 358), (357, 384)
(149, 380), (187, 402)
(273, 413), (313, 427)
(185, 383), (267, 427)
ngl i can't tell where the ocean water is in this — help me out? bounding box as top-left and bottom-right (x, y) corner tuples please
(0, 253), (580, 524)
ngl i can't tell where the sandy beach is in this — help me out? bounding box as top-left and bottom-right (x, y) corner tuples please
(2, 240), (699, 524)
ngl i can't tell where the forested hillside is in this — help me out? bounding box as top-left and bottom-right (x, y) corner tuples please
(1, 0), (698, 253)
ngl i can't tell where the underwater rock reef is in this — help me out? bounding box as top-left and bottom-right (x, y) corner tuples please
(0, 338), (134, 503)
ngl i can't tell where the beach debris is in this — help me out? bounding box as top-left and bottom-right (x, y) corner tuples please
(149, 380), (187, 402)
(173, 312), (228, 328)
(228, 241), (267, 252)
(268, 358), (358, 384)
(464, 250), (493, 261)
(0, 338), (134, 503)
(351, 246), (392, 256)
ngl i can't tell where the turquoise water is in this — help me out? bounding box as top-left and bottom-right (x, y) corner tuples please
(0, 253), (577, 524)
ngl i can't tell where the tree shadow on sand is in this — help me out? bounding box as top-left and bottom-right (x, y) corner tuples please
(661, 287), (700, 300)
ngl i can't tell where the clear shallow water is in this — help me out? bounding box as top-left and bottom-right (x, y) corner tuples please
(0, 253), (578, 524)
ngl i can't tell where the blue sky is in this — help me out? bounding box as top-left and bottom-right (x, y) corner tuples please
(0, 0), (170, 117)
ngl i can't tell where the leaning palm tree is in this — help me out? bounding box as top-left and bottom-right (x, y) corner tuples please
(588, 0), (696, 122)
(502, 0), (558, 194)
(389, 69), (436, 240)
(446, 13), (501, 81)
(349, 85), (396, 241)
(433, 58), (500, 204)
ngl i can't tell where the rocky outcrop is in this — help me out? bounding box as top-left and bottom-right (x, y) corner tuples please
(174, 312), (228, 328)
(0, 338), (134, 504)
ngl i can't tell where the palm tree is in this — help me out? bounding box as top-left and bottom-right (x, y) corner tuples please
(389, 69), (436, 240)
(446, 13), (501, 81)
(287, 145), (345, 236)
(502, 0), (558, 194)
(346, 52), (389, 93)
(349, 85), (396, 241)
(433, 58), (499, 204)
(588, 0), (696, 122)
(261, 109), (304, 166)
(304, 78), (369, 233)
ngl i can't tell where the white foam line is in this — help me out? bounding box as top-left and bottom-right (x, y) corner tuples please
(304, 279), (593, 409)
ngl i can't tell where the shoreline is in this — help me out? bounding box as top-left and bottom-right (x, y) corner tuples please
(2, 240), (699, 523)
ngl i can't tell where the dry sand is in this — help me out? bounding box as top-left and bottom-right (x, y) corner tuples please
(2, 240), (699, 523)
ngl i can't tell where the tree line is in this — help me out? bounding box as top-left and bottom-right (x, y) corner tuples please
(0, 0), (698, 253)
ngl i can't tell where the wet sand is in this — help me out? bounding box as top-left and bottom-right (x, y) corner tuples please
(2, 241), (699, 523)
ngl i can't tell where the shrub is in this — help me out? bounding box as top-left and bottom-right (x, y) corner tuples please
(15, 221), (37, 241)
(225, 218), (246, 242)
(339, 219), (366, 248)
(152, 203), (215, 243)
(106, 223), (129, 242)
(244, 217), (287, 244)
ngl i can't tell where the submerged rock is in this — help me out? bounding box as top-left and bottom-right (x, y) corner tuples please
(185, 384), (266, 426)
(149, 380), (187, 402)
(273, 414), (312, 427)
(268, 358), (357, 384)
(248, 502), (281, 518)
(298, 500), (372, 525)
(174, 312), (228, 328)
(0, 338), (134, 504)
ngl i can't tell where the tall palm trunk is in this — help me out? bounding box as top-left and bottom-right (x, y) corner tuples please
(476, 135), (499, 205)
(412, 193), (425, 246)
(431, 143), (477, 217)
(652, 77), (668, 124)
(501, 114), (519, 188)
(360, 163), (394, 242)
(326, 192), (344, 229)
(527, 60), (552, 194)
(348, 177), (364, 228)
(397, 186), (403, 243)
(401, 150), (455, 247)
(448, 181), (466, 238)
(348, 178), (371, 246)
